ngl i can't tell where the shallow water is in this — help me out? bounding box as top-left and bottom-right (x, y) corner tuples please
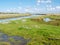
(0, 32), (30, 45)
(43, 18), (52, 22)
(0, 15), (41, 23)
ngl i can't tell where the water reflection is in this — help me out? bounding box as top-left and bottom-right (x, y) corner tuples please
(43, 18), (51, 22)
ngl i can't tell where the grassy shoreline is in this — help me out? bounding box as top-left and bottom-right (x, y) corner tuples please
(0, 14), (31, 19)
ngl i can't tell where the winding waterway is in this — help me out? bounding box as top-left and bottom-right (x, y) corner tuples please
(0, 15), (41, 23)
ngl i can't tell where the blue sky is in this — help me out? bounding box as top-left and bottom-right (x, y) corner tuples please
(0, 0), (60, 14)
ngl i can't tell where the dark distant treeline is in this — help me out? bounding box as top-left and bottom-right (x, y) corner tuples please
(35, 14), (46, 15)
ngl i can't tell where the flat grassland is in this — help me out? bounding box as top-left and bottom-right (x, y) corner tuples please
(0, 15), (60, 45)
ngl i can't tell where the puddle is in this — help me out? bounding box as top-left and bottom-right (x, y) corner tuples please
(0, 32), (30, 45)
(43, 18), (52, 22)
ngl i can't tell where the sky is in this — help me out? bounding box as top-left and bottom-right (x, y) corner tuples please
(0, 0), (60, 14)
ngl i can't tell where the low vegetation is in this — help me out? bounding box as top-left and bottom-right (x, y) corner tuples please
(0, 42), (10, 45)
(31, 15), (60, 26)
(0, 15), (60, 45)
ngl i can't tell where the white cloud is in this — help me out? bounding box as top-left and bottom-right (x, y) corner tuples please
(55, 6), (60, 13)
(42, 0), (51, 3)
(6, 8), (18, 12)
(25, 8), (29, 12)
(37, 0), (41, 5)
(37, 0), (41, 3)
(34, 8), (41, 11)
(6, 9), (11, 12)
(37, 0), (52, 5)
(18, 7), (22, 10)
(46, 0), (52, 3)
(47, 7), (56, 11)
(46, 5), (52, 8)
(46, 6), (60, 14)
(6, 7), (23, 13)
(56, 6), (60, 9)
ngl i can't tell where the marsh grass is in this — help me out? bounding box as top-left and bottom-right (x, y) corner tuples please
(0, 42), (11, 45)
(0, 15), (60, 45)
(31, 15), (60, 26)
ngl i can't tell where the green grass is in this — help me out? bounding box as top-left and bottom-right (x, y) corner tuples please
(0, 15), (60, 45)
(0, 42), (10, 45)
